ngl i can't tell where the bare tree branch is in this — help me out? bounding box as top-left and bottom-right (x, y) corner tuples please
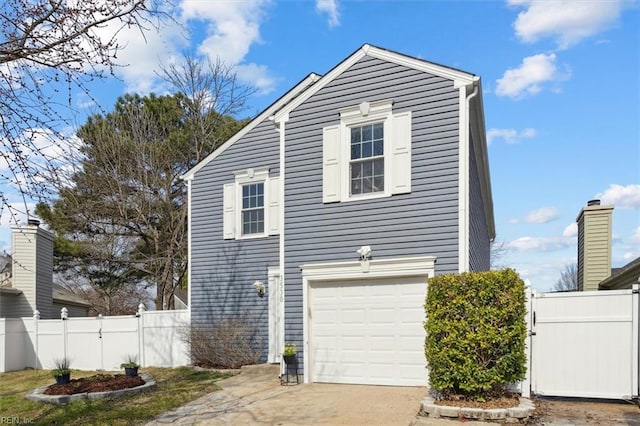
(0, 0), (169, 224)
(552, 263), (578, 292)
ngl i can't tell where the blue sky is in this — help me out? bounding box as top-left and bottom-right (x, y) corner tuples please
(1, 0), (638, 292)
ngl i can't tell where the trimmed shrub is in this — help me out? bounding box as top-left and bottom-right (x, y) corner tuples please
(424, 268), (527, 400)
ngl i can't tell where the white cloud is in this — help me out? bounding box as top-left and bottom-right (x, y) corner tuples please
(182, 0), (264, 65)
(596, 184), (640, 210)
(180, 0), (275, 93)
(316, 0), (340, 27)
(486, 127), (536, 145)
(509, 0), (626, 49)
(0, 203), (38, 228)
(630, 227), (640, 245)
(510, 207), (559, 224)
(506, 236), (573, 251)
(496, 53), (570, 98)
(562, 222), (578, 238)
(237, 63), (277, 95)
(91, 7), (187, 94)
(89, 1), (275, 96)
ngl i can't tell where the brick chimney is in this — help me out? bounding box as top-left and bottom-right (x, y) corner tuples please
(576, 200), (614, 291)
(11, 219), (54, 318)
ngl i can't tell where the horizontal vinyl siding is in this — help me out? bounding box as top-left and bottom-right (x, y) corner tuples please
(35, 230), (53, 319)
(468, 134), (490, 271)
(190, 119), (280, 361)
(283, 55), (461, 361)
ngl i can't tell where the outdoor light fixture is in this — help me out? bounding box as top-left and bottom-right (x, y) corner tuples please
(357, 245), (372, 261)
(357, 245), (372, 272)
(253, 280), (266, 298)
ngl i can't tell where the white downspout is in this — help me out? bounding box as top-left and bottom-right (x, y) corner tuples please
(277, 113), (288, 375)
(186, 179), (192, 313)
(458, 80), (479, 273)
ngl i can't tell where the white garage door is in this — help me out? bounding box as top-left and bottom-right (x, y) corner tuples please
(309, 276), (428, 386)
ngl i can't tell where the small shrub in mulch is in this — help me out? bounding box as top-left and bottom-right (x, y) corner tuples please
(43, 374), (145, 395)
(434, 392), (520, 409)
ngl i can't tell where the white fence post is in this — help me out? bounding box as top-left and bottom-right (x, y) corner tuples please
(521, 287), (533, 398)
(61, 307), (68, 361)
(33, 310), (40, 369)
(137, 304), (146, 367)
(632, 282), (639, 398)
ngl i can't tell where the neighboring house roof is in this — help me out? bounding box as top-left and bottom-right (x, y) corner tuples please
(599, 256), (640, 290)
(181, 43), (495, 239)
(52, 283), (92, 308)
(0, 286), (21, 295)
(0, 263), (91, 308)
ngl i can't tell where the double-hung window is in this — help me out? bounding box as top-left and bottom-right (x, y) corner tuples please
(241, 183), (264, 235)
(350, 122), (384, 195)
(222, 167), (280, 240)
(322, 99), (412, 203)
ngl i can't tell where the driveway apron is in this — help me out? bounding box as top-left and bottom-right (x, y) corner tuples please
(146, 365), (429, 425)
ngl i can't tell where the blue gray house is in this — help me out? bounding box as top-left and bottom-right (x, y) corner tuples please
(182, 44), (494, 386)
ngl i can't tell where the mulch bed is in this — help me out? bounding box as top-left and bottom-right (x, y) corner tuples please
(434, 393), (520, 409)
(44, 374), (145, 395)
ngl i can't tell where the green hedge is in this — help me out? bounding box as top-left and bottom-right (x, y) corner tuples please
(424, 269), (527, 399)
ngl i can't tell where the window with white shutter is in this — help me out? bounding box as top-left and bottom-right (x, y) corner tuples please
(322, 99), (411, 203)
(222, 167), (280, 240)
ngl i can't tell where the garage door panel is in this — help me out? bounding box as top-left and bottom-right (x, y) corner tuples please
(342, 309), (366, 323)
(310, 277), (427, 386)
(370, 308), (396, 323)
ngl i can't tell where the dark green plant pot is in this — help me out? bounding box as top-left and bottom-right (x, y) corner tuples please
(54, 373), (71, 384)
(283, 354), (297, 365)
(124, 367), (139, 377)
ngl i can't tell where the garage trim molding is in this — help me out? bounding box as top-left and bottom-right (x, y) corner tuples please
(300, 255), (436, 383)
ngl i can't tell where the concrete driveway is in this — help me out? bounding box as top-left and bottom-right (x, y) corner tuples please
(146, 364), (447, 425)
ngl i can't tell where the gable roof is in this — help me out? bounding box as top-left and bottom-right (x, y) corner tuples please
(182, 43), (494, 239)
(273, 44), (477, 122)
(181, 72), (322, 181)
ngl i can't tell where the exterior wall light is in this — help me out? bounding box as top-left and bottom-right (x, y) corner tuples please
(357, 245), (372, 272)
(253, 280), (266, 298)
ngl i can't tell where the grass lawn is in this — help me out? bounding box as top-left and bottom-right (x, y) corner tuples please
(0, 367), (230, 425)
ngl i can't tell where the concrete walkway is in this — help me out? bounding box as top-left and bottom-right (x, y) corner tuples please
(146, 365), (467, 426)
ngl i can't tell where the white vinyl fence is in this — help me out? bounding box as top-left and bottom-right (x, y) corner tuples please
(526, 284), (639, 399)
(0, 308), (190, 373)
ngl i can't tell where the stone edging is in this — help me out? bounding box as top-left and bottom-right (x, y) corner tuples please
(26, 373), (156, 406)
(420, 396), (535, 423)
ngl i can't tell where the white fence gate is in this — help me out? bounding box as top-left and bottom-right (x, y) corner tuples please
(528, 285), (639, 399)
(0, 309), (190, 372)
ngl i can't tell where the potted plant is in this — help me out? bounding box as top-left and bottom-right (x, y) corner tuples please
(283, 343), (297, 365)
(51, 357), (71, 384)
(120, 354), (140, 377)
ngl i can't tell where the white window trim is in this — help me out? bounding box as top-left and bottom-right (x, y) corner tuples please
(339, 99), (394, 202)
(234, 167), (270, 240)
(321, 99), (410, 204)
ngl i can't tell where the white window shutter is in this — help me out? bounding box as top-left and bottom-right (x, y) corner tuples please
(322, 125), (341, 203)
(390, 111), (412, 194)
(268, 177), (280, 235)
(223, 183), (235, 239)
